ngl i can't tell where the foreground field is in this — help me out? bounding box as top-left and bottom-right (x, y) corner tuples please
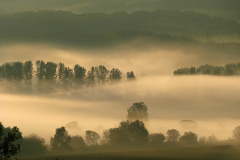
(21, 145), (240, 160)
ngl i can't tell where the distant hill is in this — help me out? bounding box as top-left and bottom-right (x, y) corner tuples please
(1, 10), (240, 46)
(0, 0), (240, 22)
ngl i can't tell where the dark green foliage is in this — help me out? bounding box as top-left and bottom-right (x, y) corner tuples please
(70, 135), (86, 150)
(1, 10), (239, 46)
(94, 65), (109, 85)
(109, 68), (122, 84)
(3, 63), (13, 81)
(74, 64), (86, 87)
(174, 62), (240, 76)
(20, 134), (47, 156)
(108, 120), (149, 147)
(149, 133), (166, 146)
(179, 132), (198, 145)
(127, 102), (148, 122)
(85, 131), (100, 146)
(35, 60), (46, 80)
(166, 129), (180, 142)
(12, 62), (23, 81)
(45, 62), (57, 80)
(126, 71), (136, 81)
(0, 122), (22, 160)
(50, 127), (72, 152)
(86, 67), (95, 86)
(23, 61), (33, 84)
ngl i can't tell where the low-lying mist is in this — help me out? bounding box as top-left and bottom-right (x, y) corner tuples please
(0, 42), (240, 144)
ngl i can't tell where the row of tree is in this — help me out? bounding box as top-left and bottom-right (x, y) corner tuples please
(2, 102), (240, 158)
(0, 61), (136, 93)
(173, 62), (240, 75)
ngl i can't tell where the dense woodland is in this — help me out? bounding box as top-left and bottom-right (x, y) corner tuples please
(173, 62), (240, 75)
(0, 60), (136, 93)
(1, 0), (240, 22)
(0, 10), (240, 47)
(1, 102), (240, 159)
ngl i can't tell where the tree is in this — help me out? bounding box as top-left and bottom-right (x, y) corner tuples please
(35, 60), (45, 80)
(12, 62), (23, 81)
(109, 68), (122, 84)
(21, 134), (47, 156)
(108, 120), (149, 147)
(207, 134), (218, 144)
(149, 133), (166, 146)
(45, 62), (57, 80)
(232, 126), (240, 141)
(100, 130), (110, 145)
(0, 122), (22, 160)
(85, 130), (100, 146)
(23, 61), (33, 88)
(74, 64), (86, 87)
(70, 135), (86, 150)
(166, 129), (180, 142)
(94, 65), (109, 85)
(179, 131), (198, 145)
(86, 67), (95, 86)
(50, 127), (71, 152)
(127, 102), (148, 122)
(126, 71), (136, 81)
(189, 67), (197, 74)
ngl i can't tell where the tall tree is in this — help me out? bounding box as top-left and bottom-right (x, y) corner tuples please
(74, 64), (86, 87)
(166, 129), (180, 142)
(85, 130), (100, 146)
(127, 102), (148, 122)
(45, 62), (57, 80)
(108, 120), (149, 147)
(95, 65), (109, 85)
(23, 61), (33, 86)
(109, 68), (122, 84)
(35, 60), (45, 80)
(50, 127), (71, 152)
(86, 67), (95, 86)
(0, 122), (22, 160)
(12, 62), (23, 81)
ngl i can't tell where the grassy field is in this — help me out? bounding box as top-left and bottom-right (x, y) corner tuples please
(20, 145), (240, 160)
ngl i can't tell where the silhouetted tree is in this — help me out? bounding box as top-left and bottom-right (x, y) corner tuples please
(12, 62), (23, 81)
(198, 136), (206, 145)
(207, 134), (218, 144)
(166, 129), (180, 142)
(23, 61), (33, 89)
(74, 64), (86, 87)
(95, 65), (109, 85)
(127, 102), (148, 122)
(189, 67), (197, 74)
(35, 60), (46, 80)
(0, 122), (22, 160)
(50, 127), (71, 152)
(86, 67), (95, 86)
(232, 126), (240, 141)
(149, 133), (166, 147)
(109, 68), (122, 84)
(70, 135), (86, 151)
(85, 130), (100, 146)
(21, 134), (47, 156)
(45, 62), (57, 80)
(100, 130), (110, 145)
(179, 131), (198, 145)
(126, 71), (136, 81)
(4, 63), (13, 81)
(108, 120), (149, 147)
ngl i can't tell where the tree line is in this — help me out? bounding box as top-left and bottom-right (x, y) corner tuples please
(173, 62), (240, 76)
(1, 10), (239, 46)
(0, 61), (136, 93)
(1, 102), (240, 159)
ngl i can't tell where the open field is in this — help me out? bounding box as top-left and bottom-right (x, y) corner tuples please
(20, 145), (240, 160)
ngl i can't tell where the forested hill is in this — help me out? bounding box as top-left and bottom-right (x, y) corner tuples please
(1, 10), (240, 46)
(0, 0), (240, 22)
